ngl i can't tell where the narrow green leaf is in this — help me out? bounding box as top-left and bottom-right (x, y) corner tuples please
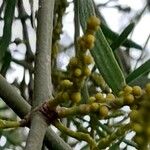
(110, 22), (135, 50)
(0, 0), (16, 60)
(79, 0), (126, 94)
(126, 59), (150, 83)
(93, 5), (142, 50)
(100, 23), (142, 50)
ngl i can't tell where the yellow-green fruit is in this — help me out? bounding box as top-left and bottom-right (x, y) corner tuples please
(60, 79), (73, 88)
(132, 86), (142, 96)
(118, 90), (124, 97)
(145, 83), (150, 95)
(99, 105), (109, 117)
(91, 103), (99, 111)
(87, 16), (100, 31)
(124, 85), (133, 94)
(74, 68), (82, 77)
(129, 109), (140, 122)
(79, 104), (90, 114)
(84, 34), (95, 49)
(71, 92), (81, 103)
(78, 37), (86, 50)
(88, 96), (96, 103)
(83, 67), (91, 76)
(106, 93), (115, 101)
(132, 123), (143, 133)
(83, 55), (93, 65)
(69, 57), (78, 66)
(124, 94), (134, 104)
(95, 93), (104, 102)
(62, 92), (70, 101)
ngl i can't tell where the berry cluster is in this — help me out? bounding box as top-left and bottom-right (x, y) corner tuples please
(56, 16), (100, 104)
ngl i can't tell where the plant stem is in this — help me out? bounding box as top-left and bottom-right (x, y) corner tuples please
(24, 0), (55, 150)
(55, 120), (98, 150)
(0, 75), (72, 150)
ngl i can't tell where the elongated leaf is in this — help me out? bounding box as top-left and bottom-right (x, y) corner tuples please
(110, 22), (135, 50)
(100, 23), (142, 50)
(0, 0), (16, 60)
(79, 0), (126, 94)
(126, 59), (150, 83)
(93, 4), (142, 50)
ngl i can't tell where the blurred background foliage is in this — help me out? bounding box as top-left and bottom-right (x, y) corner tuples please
(0, 0), (149, 149)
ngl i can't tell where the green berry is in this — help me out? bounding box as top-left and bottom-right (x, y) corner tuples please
(74, 68), (82, 77)
(71, 92), (81, 103)
(87, 16), (100, 31)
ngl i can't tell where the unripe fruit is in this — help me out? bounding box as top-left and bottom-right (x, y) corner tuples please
(62, 92), (70, 101)
(78, 37), (86, 50)
(145, 83), (150, 95)
(69, 57), (78, 66)
(60, 79), (73, 88)
(87, 16), (100, 31)
(129, 109), (139, 122)
(74, 68), (82, 77)
(124, 94), (134, 104)
(106, 93), (115, 101)
(71, 92), (81, 103)
(132, 86), (142, 96)
(99, 105), (109, 117)
(95, 93), (104, 102)
(84, 34), (95, 49)
(79, 104), (90, 114)
(91, 103), (99, 111)
(124, 85), (133, 94)
(83, 55), (93, 65)
(89, 96), (96, 103)
(83, 67), (91, 76)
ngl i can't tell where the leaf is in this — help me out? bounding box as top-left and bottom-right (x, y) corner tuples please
(100, 23), (142, 50)
(0, 0), (16, 61)
(93, 5), (142, 50)
(126, 59), (150, 83)
(79, 0), (126, 94)
(110, 22), (135, 51)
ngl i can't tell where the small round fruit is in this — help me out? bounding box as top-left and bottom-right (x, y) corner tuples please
(91, 103), (99, 111)
(71, 92), (81, 103)
(124, 85), (133, 94)
(69, 57), (78, 66)
(129, 109), (139, 122)
(99, 105), (109, 117)
(84, 34), (95, 49)
(83, 55), (93, 65)
(83, 67), (91, 76)
(132, 86), (142, 96)
(145, 83), (150, 95)
(62, 92), (70, 101)
(60, 79), (73, 88)
(87, 16), (100, 31)
(88, 96), (96, 103)
(106, 93), (115, 101)
(74, 68), (82, 77)
(124, 94), (134, 104)
(95, 93), (104, 102)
